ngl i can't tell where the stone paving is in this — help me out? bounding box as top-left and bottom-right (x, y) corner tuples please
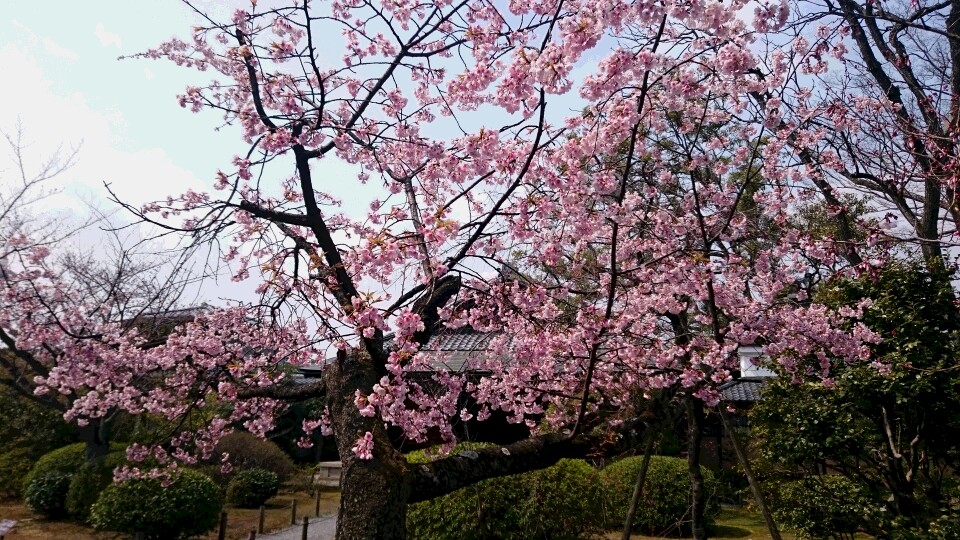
(258, 515), (337, 540)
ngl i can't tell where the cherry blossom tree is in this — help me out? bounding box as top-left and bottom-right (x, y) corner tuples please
(751, 0), (960, 267)
(0, 1), (902, 538)
(0, 126), (233, 461)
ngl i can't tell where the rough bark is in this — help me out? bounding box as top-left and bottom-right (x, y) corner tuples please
(686, 398), (708, 540)
(325, 350), (412, 540)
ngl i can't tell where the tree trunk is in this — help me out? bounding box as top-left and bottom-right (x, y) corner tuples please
(718, 405), (781, 540)
(336, 454), (411, 539)
(686, 398), (708, 540)
(79, 418), (110, 462)
(325, 350), (412, 540)
(621, 432), (657, 540)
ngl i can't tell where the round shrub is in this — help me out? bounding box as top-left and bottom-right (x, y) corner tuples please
(65, 452), (126, 522)
(202, 432), (296, 487)
(226, 468), (280, 508)
(514, 458), (604, 538)
(600, 455), (720, 536)
(407, 446), (602, 540)
(772, 476), (877, 539)
(24, 472), (72, 518)
(91, 469), (223, 540)
(22, 442), (124, 493)
(22, 443), (86, 493)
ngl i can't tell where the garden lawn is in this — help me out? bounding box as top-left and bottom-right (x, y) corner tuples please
(605, 507), (800, 540)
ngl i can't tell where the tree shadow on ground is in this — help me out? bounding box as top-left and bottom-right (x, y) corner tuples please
(710, 524), (752, 538)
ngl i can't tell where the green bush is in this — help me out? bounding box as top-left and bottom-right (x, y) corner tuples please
(226, 468), (280, 508)
(772, 476), (877, 540)
(0, 447), (32, 499)
(24, 472), (72, 518)
(715, 469), (749, 505)
(22, 442), (124, 493)
(514, 459), (604, 538)
(22, 443), (86, 493)
(407, 445), (603, 540)
(91, 469), (223, 540)
(201, 432), (297, 487)
(65, 452), (126, 522)
(600, 455), (720, 536)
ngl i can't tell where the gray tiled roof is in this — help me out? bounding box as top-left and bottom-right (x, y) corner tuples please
(424, 329), (496, 351)
(298, 329), (500, 377)
(419, 329), (498, 372)
(719, 378), (768, 402)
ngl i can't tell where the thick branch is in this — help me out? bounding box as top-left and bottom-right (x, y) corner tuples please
(407, 432), (593, 503)
(238, 201), (312, 227)
(237, 378), (326, 400)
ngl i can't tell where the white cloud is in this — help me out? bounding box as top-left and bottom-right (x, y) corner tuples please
(11, 20), (78, 60)
(0, 43), (204, 213)
(94, 22), (122, 48)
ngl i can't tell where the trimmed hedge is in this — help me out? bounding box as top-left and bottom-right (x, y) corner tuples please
(22, 442), (124, 492)
(407, 446), (603, 540)
(65, 452), (127, 522)
(226, 468), (280, 508)
(22, 443), (125, 519)
(91, 469), (222, 540)
(600, 455), (720, 536)
(22, 443), (87, 494)
(203, 432), (297, 487)
(24, 472), (72, 518)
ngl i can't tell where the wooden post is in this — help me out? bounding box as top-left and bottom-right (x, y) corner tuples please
(291, 499), (298, 525)
(719, 405), (783, 540)
(621, 432), (656, 540)
(258, 505), (266, 534)
(301, 516), (310, 540)
(247, 530), (257, 540)
(315, 489), (321, 517)
(218, 511), (228, 540)
(135, 534), (144, 540)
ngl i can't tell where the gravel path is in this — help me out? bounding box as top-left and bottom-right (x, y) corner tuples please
(258, 515), (337, 540)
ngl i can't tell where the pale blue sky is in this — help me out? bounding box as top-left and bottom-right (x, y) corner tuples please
(2, 2), (313, 304)
(1, 1), (600, 306)
(2, 2), (238, 211)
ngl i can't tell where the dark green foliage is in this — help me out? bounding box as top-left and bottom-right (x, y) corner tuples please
(201, 431), (297, 487)
(715, 469), (749, 505)
(753, 262), (960, 535)
(407, 446), (603, 540)
(600, 455), (720, 536)
(91, 469), (223, 540)
(22, 442), (122, 492)
(0, 384), (76, 458)
(226, 468), (280, 508)
(513, 459), (604, 538)
(772, 476), (878, 540)
(0, 447), (32, 499)
(22, 443), (87, 494)
(268, 396), (335, 463)
(65, 452), (126, 522)
(0, 383), (76, 499)
(24, 472), (72, 518)
(21, 443), (125, 515)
